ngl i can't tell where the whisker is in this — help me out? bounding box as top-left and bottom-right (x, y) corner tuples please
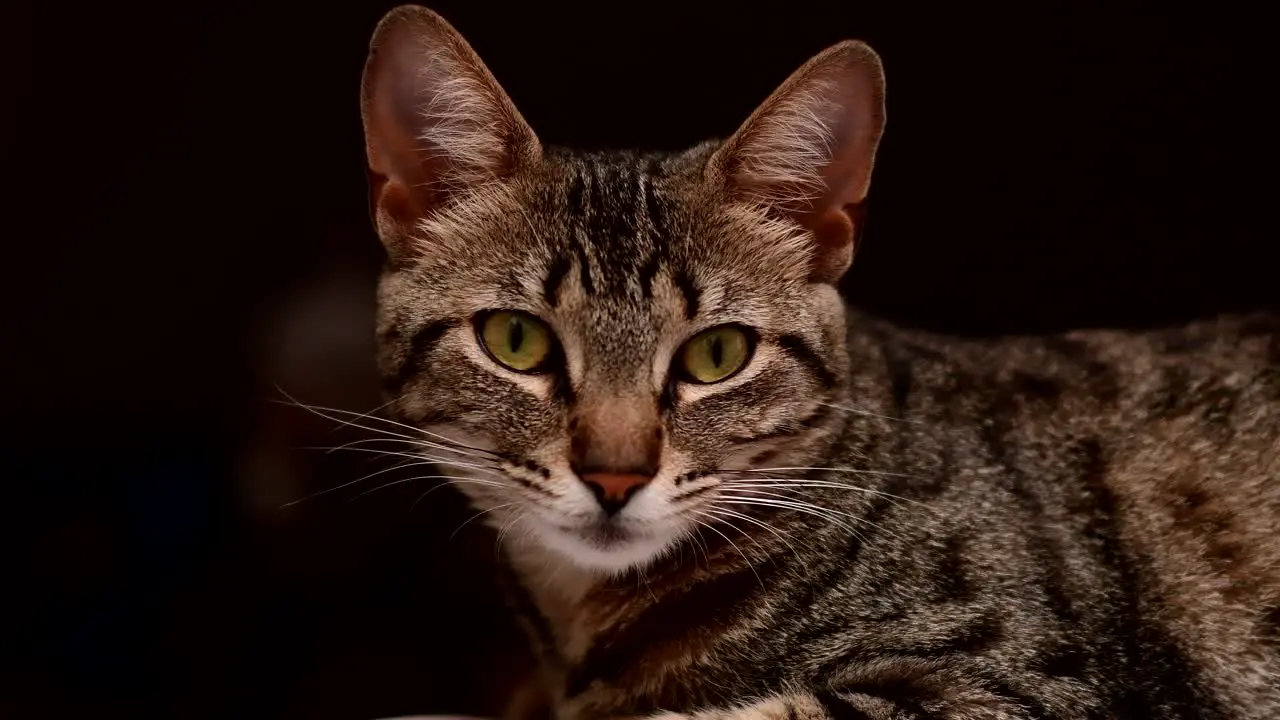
(679, 525), (711, 568)
(692, 508), (767, 551)
(273, 387), (502, 457)
(349, 474), (506, 502)
(688, 511), (763, 587)
(719, 488), (878, 521)
(305, 445), (504, 477)
(450, 502), (520, 541)
(724, 477), (923, 507)
(317, 436), (495, 463)
(714, 493), (871, 536)
(700, 503), (799, 556)
(731, 466), (927, 481)
(272, 390), (424, 441)
(493, 510), (527, 559)
(818, 401), (921, 424)
(281, 458), (442, 507)
(411, 476), (509, 511)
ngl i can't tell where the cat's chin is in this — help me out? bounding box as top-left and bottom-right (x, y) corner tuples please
(528, 519), (679, 575)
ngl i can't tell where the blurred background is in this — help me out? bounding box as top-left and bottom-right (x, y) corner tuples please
(4, 2), (1276, 718)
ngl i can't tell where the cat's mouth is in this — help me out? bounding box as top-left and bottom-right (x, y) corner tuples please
(576, 520), (634, 547)
(555, 517), (637, 548)
(533, 513), (681, 571)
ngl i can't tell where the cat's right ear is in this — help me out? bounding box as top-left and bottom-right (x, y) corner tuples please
(708, 41), (886, 284)
(361, 6), (540, 254)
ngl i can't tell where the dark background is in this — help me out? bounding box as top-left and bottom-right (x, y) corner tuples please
(5, 2), (1276, 719)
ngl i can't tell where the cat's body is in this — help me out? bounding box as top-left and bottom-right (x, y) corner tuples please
(503, 310), (1280, 720)
(358, 7), (1280, 719)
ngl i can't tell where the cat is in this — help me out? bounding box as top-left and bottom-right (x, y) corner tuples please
(358, 6), (1280, 719)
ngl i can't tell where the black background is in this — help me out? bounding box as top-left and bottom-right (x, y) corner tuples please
(5, 2), (1276, 719)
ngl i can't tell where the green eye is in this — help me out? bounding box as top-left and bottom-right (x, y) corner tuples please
(478, 311), (554, 372)
(679, 325), (752, 384)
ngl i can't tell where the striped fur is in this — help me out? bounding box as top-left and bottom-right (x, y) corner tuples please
(360, 7), (1280, 720)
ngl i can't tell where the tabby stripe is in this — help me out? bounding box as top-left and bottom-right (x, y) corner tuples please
(733, 404), (831, 445)
(638, 251), (662, 298)
(900, 612), (1006, 657)
(881, 341), (913, 418)
(778, 334), (838, 387)
(565, 562), (781, 697)
(671, 483), (716, 502)
(574, 234), (595, 295)
(552, 369), (576, 406)
(984, 679), (1051, 719)
(1073, 447), (1224, 717)
(934, 532), (974, 602)
(674, 267), (700, 318)
(836, 681), (939, 719)
(642, 168), (666, 235)
(495, 553), (558, 663)
(388, 319), (459, 390)
(566, 173), (585, 208)
(1259, 605), (1280, 644)
(812, 690), (875, 720)
(542, 253), (572, 307)
(658, 376), (678, 414)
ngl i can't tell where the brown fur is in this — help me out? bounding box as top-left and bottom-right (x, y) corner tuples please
(358, 7), (1280, 719)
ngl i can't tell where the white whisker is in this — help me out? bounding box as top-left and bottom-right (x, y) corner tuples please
(349, 474), (506, 502)
(818, 401), (921, 424)
(273, 389), (424, 440)
(735, 466), (927, 481)
(450, 502), (520, 541)
(493, 510), (527, 558)
(411, 476), (509, 511)
(317, 436), (494, 462)
(281, 458), (443, 508)
(306, 445), (504, 478)
(273, 387), (501, 457)
(715, 493), (871, 536)
(689, 511), (763, 587)
(700, 503), (799, 556)
(725, 477), (923, 506)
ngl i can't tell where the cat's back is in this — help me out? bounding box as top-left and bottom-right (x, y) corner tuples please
(1060, 313), (1280, 568)
(858, 311), (1280, 715)
(1085, 314), (1280, 716)
(856, 310), (1279, 471)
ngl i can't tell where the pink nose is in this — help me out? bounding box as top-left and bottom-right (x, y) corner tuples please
(580, 473), (651, 516)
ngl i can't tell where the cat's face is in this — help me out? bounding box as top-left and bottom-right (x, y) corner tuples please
(361, 6), (885, 573)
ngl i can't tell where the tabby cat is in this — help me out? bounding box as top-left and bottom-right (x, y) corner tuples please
(358, 6), (1280, 719)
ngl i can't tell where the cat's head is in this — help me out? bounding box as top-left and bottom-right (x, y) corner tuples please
(360, 6), (885, 573)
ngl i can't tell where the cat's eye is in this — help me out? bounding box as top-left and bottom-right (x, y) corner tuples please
(477, 311), (555, 373)
(678, 325), (753, 384)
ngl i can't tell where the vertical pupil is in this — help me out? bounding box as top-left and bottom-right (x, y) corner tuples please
(709, 335), (723, 368)
(508, 318), (525, 353)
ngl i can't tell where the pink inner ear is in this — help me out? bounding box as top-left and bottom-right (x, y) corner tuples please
(360, 6), (540, 243)
(710, 40), (885, 283)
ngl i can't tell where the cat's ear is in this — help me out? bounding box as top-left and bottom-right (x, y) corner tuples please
(709, 41), (885, 283)
(361, 6), (540, 249)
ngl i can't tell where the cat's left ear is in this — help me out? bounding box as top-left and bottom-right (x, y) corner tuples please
(360, 6), (540, 253)
(709, 41), (886, 283)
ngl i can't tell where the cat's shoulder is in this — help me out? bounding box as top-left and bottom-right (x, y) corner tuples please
(847, 307), (1278, 372)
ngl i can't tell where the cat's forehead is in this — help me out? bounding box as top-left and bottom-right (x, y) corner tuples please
(536, 148), (701, 265)
(400, 144), (812, 365)
(524, 150), (704, 370)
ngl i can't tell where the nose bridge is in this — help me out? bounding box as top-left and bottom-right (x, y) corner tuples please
(571, 391), (662, 476)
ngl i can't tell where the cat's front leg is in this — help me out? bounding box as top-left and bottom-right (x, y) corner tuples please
(638, 686), (1041, 720)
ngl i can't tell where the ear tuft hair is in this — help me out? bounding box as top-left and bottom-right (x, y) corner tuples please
(361, 5), (540, 252)
(709, 41), (886, 283)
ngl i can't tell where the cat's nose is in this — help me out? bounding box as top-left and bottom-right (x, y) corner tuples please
(580, 473), (651, 516)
